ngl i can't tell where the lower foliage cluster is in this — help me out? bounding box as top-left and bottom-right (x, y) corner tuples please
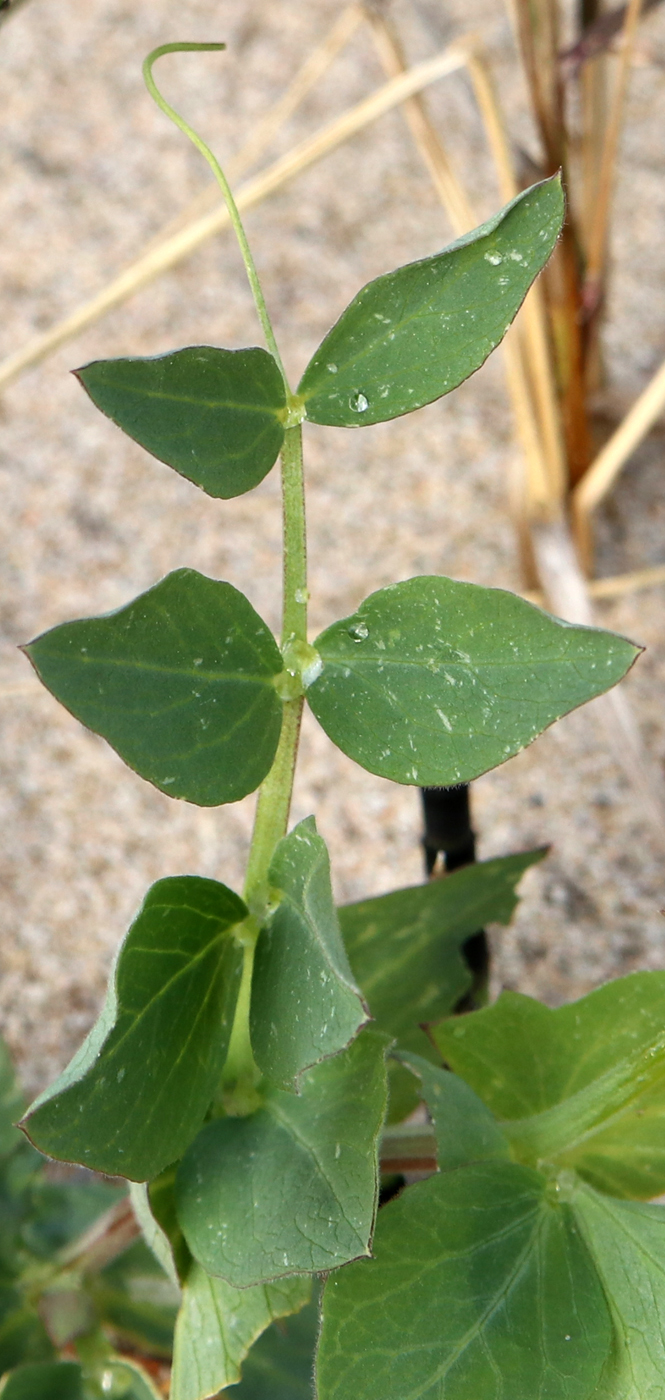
(3, 846), (665, 1400)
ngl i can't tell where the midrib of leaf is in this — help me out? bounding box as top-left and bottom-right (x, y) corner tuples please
(96, 381), (283, 417)
(504, 1034), (665, 1164)
(400, 1205), (542, 1400)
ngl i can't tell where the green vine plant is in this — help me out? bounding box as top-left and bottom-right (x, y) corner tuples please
(5, 40), (665, 1400)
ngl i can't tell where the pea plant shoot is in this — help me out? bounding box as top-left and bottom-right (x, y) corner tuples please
(6, 40), (664, 1400)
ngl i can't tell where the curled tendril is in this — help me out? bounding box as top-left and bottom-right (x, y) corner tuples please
(143, 42), (288, 386)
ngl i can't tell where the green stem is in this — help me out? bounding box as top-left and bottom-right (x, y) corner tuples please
(143, 43), (289, 387)
(225, 426), (308, 1100)
(243, 696), (304, 920)
(280, 423), (308, 646)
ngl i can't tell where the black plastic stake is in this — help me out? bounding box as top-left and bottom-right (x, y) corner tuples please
(420, 784), (489, 1001)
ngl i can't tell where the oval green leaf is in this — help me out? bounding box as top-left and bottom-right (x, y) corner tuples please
(434, 972), (665, 1199)
(339, 849), (545, 1042)
(298, 177), (563, 427)
(307, 576), (639, 786)
(21, 875), (246, 1180)
(24, 569), (284, 806)
(76, 346), (286, 499)
(317, 1161), (612, 1400)
(176, 1031), (388, 1288)
(251, 817), (367, 1090)
(171, 1268), (311, 1400)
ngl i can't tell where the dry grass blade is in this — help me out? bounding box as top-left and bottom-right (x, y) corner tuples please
(0, 43), (468, 394)
(589, 563), (665, 599)
(584, 0), (644, 295)
(573, 352), (665, 563)
(363, 4), (475, 236)
(465, 44), (567, 513)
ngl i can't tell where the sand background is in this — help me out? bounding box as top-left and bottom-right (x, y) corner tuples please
(1, 0), (664, 1096)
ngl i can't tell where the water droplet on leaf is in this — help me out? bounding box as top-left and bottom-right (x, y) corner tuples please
(349, 392), (369, 413)
(348, 622), (369, 642)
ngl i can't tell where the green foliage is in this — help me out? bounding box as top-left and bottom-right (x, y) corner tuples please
(25, 570), (284, 806)
(318, 1160), (612, 1400)
(175, 1030), (388, 1287)
(170, 1269), (310, 1399)
(251, 818), (367, 1089)
(434, 973), (665, 1198)
(77, 346), (286, 499)
(298, 177), (564, 427)
(338, 848), (545, 1042)
(308, 576), (638, 786)
(12, 40), (653, 1400)
(228, 1292), (320, 1399)
(22, 877), (246, 1180)
(0, 1363), (84, 1399)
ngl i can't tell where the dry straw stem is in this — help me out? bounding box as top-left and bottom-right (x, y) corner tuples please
(464, 43), (567, 516)
(584, 0), (644, 293)
(0, 40), (469, 394)
(362, 3), (476, 235)
(573, 352), (665, 561)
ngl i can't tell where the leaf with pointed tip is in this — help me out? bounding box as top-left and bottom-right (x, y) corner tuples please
(170, 1267), (311, 1400)
(25, 569), (284, 806)
(398, 1052), (510, 1170)
(317, 1161), (612, 1400)
(573, 1183), (665, 1399)
(251, 817), (367, 1089)
(339, 849), (545, 1042)
(176, 1031), (388, 1287)
(434, 972), (665, 1198)
(21, 876), (246, 1180)
(230, 1292), (320, 1400)
(308, 577), (639, 786)
(0, 1364), (83, 1400)
(298, 177), (563, 427)
(76, 346), (286, 499)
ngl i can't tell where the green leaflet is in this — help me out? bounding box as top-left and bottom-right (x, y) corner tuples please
(307, 576), (639, 786)
(0, 1363), (83, 1399)
(434, 972), (665, 1197)
(175, 1031), (388, 1287)
(251, 817), (367, 1089)
(21, 876), (246, 1180)
(170, 1267), (311, 1400)
(25, 569), (284, 807)
(76, 346), (286, 499)
(298, 177), (563, 427)
(572, 1183), (665, 1399)
(317, 1161), (612, 1400)
(338, 849), (545, 1041)
(229, 1292), (320, 1400)
(398, 1052), (510, 1170)
(0, 1038), (24, 1160)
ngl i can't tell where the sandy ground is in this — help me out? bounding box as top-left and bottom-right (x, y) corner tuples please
(1, 0), (664, 1095)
